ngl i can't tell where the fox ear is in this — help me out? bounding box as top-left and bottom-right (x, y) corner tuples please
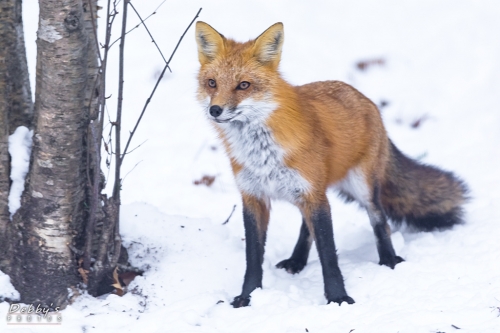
(195, 21), (225, 65)
(253, 22), (284, 69)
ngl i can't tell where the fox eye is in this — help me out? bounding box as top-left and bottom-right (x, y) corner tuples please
(237, 81), (251, 90)
(208, 79), (216, 88)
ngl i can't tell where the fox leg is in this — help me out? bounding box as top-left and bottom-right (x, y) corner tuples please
(368, 184), (404, 268)
(301, 196), (355, 305)
(275, 218), (313, 274)
(232, 194), (270, 308)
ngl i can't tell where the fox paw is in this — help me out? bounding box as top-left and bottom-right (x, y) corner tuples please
(327, 295), (355, 305)
(379, 255), (404, 269)
(275, 258), (306, 274)
(231, 295), (250, 308)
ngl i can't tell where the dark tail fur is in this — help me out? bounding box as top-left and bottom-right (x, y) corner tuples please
(381, 141), (468, 231)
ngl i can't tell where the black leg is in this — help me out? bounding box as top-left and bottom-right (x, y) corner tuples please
(276, 218), (313, 274)
(369, 185), (404, 268)
(307, 199), (354, 305)
(232, 196), (269, 308)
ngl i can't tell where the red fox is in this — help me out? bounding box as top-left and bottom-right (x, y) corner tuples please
(195, 21), (468, 308)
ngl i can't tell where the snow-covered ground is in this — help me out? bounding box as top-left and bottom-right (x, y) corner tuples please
(1, 0), (500, 332)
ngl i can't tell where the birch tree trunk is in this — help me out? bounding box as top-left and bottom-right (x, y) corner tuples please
(7, 0), (98, 307)
(0, 0), (33, 272)
(1, 0), (135, 307)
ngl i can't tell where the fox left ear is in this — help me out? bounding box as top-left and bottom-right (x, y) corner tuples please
(253, 22), (284, 70)
(195, 21), (226, 65)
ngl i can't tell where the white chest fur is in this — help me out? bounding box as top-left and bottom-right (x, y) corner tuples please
(219, 120), (310, 203)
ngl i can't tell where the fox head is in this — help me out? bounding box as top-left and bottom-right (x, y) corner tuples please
(195, 21), (284, 124)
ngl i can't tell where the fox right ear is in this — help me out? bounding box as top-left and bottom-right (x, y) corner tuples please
(253, 22), (284, 70)
(195, 21), (225, 65)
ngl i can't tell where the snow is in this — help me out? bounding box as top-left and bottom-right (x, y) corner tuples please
(7, 126), (33, 219)
(0, 271), (19, 302)
(1, 0), (500, 332)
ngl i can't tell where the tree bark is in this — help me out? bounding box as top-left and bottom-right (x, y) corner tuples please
(0, 0), (33, 132)
(1, 0), (135, 307)
(0, 0), (33, 273)
(8, 0), (97, 307)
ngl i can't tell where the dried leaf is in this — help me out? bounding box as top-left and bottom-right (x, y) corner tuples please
(78, 267), (89, 285)
(112, 267), (124, 296)
(193, 175), (216, 187)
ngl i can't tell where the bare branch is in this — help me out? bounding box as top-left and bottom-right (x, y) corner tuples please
(120, 7), (203, 164)
(83, 0), (114, 272)
(222, 205), (237, 225)
(128, 1), (171, 72)
(83, 2), (202, 293)
(123, 139), (147, 155)
(108, 0), (166, 49)
(112, 0), (129, 198)
(83, 122), (101, 271)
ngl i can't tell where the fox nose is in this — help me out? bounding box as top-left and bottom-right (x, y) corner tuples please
(209, 105), (223, 118)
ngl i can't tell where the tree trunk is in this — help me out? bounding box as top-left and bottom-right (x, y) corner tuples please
(7, 0), (97, 307)
(0, 0), (33, 273)
(1, 0), (133, 307)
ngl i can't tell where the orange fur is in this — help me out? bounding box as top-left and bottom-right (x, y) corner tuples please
(242, 194), (270, 236)
(195, 21), (467, 308)
(196, 21), (388, 208)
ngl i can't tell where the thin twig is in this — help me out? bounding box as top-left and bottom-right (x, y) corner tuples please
(108, 0), (167, 49)
(84, 123), (101, 270)
(121, 7), (202, 164)
(83, 0), (114, 272)
(113, 0), (129, 198)
(97, 0), (118, 139)
(86, 127), (93, 192)
(107, 0), (129, 271)
(121, 160), (143, 184)
(123, 139), (147, 155)
(128, 1), (171, 72)
(104, 104), (114, 184)
(222, 205), (237, 225)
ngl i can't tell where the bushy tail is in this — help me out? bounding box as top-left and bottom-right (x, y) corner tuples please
(381, 141), (469, 231)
